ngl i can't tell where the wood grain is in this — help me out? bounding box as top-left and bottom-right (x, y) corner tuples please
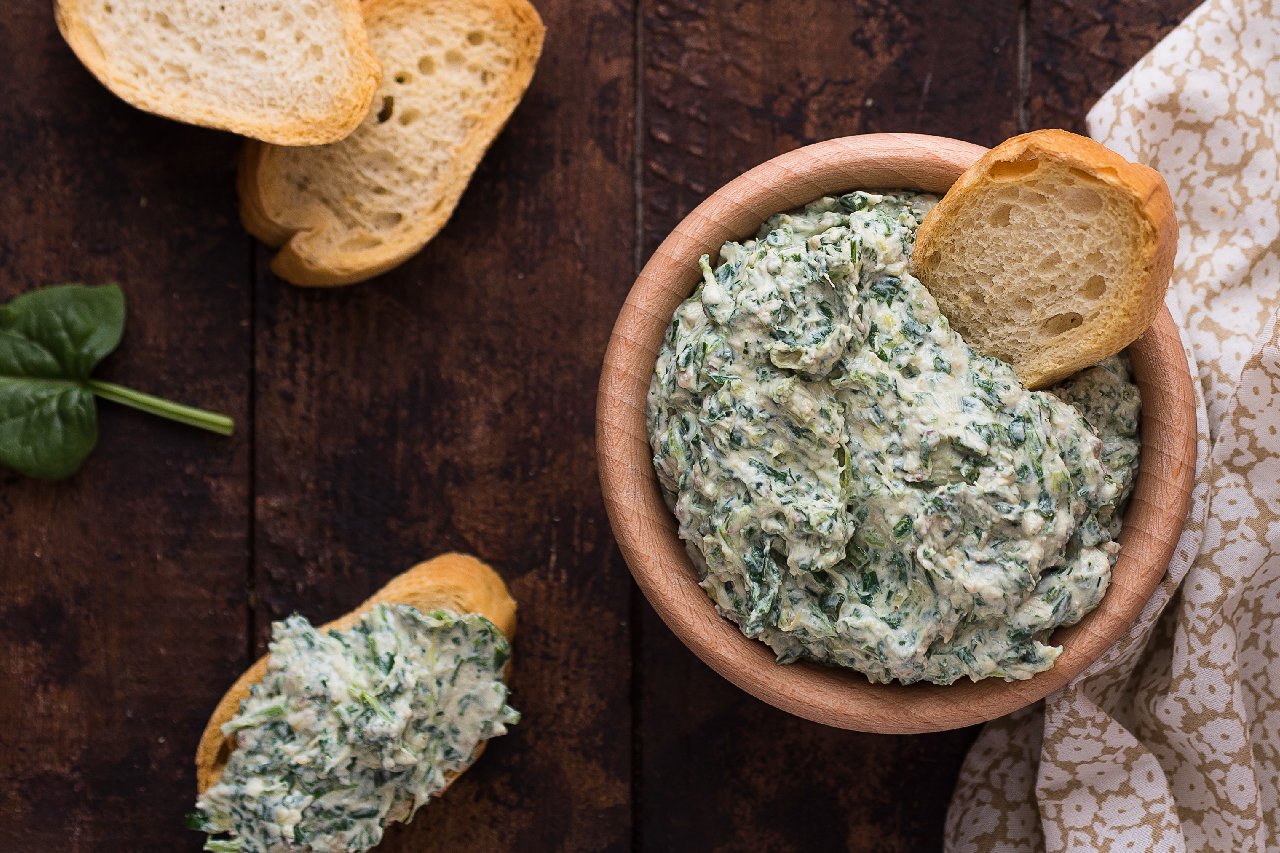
(0, 4), (250, 850)
(643, 0), (1021, 258)
(1027, 0), (1204, 133)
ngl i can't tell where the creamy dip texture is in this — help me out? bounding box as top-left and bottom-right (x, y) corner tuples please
(191, 603), (519, 853)
(647, 191), (1141, 685)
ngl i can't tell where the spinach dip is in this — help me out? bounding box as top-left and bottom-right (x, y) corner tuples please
(191, 603), (519, 853)
(647, 191), (1141, 685)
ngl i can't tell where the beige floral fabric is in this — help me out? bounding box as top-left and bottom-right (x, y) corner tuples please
(945, 1), (1280, 850)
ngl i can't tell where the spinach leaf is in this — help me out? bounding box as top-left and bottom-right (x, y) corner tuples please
(0, 284), (234, 480)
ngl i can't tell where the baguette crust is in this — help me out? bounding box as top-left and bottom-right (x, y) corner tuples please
(913, 129), (1177, 389)
(195, 553), (517, 795)
(54, 0), (381, 146)
(238, 0), (545, 286)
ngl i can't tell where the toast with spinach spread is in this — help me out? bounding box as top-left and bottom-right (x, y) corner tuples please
(55, 0), (381, 145)
(913, 129), (1176, 389)
(238, 0), (545, 286)
(193, 553), (518, 852)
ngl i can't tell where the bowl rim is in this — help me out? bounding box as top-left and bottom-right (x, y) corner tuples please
(596, 132), (1197, 734)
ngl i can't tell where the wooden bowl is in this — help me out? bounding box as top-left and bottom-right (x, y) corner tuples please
(596, 133), (1197, 734)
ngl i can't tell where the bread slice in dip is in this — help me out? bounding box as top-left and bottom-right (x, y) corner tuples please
(912, 129), (1177, 389)
(194, 553), (517, 846)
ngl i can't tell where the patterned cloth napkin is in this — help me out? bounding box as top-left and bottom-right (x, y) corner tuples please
(945, 2), (1280, 850)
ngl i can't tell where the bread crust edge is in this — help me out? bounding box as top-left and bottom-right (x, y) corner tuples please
(237, 142), (298, 247)
(193, 552), (518, 797)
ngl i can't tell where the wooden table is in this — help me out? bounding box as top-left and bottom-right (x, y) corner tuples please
(0, 1), (1198, 849)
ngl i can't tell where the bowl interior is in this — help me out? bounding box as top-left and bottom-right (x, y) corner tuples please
(596, 133), (1197, 733)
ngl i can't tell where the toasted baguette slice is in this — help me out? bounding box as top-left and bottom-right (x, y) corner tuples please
(55, 0), (381, 145)
(238, 0), (545, 286)
(912, 129), (1176, 389)
(195, 552), (517, 794)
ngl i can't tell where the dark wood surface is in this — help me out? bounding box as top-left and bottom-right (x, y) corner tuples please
(0, 1), (1198, 850)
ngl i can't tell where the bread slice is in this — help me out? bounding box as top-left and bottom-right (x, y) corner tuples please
(238, 0), (545, 286)
(55, 0), (381, 145)
(195, 552), (517, 794)
(912, 129), (1177, 389)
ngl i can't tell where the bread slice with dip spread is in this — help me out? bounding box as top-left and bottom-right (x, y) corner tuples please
(912, 129), (1177, 389)
(237, 0), (546, 286)
(193, 553), (518, 852)
(54, 0), (381, 145)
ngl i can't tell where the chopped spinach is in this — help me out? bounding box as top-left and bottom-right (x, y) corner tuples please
(648, 191), (1141, 685)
